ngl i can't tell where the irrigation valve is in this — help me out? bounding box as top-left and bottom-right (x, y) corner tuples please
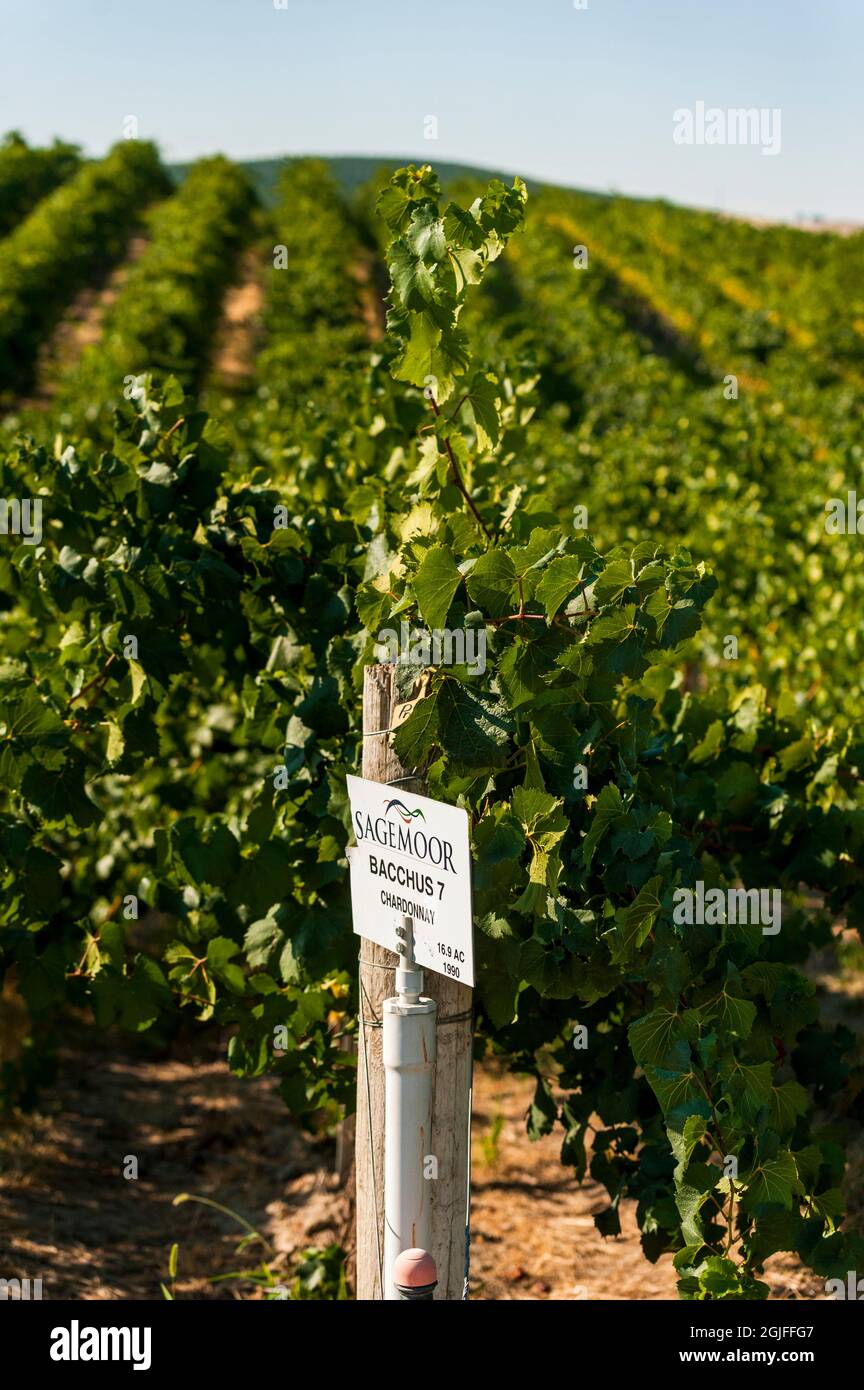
(393, 1248), (438, 1301)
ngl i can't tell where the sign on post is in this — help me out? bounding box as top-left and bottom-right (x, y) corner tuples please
(346, 774), (474, 986)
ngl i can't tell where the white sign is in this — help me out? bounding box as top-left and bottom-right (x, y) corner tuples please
(346, 774), (474, 987)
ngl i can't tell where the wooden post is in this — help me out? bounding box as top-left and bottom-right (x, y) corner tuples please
(356, 664), (474, 1300)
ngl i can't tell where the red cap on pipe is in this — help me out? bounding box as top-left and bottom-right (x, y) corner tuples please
(393, 1248), (438, 1289)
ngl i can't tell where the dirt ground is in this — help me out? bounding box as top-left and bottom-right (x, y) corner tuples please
(209, 248), (266, 387)
(350, 249), (386, 342)
(0, 1021), (842, 1301)
(21, 235), (150, 407)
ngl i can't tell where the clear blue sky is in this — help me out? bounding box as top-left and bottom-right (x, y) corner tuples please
(1, 0), (861, 220)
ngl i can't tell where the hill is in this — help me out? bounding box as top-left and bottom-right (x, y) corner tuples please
(170, 153), (592, 206)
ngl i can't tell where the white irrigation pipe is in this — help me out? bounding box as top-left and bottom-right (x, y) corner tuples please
(382, 914), (436, 1300)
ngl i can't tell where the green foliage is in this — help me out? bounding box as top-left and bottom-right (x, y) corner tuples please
(205, 157), (371, 475)
(59, 157), (257, 418)
(457, 182), (864, 719)
(480, 1110), (505, 1167)
(256, 158), (368, 400)
(288, 1245), (349, 1300)
(378, 163), (527, 400)
(0, 141), (170, 395)
(165, 1193), (347, 1298)
(0, 131), (80, 239)
(0, 368), (360, 1122)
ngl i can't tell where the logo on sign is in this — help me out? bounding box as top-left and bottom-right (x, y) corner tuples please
(385, 798), (426, 825)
